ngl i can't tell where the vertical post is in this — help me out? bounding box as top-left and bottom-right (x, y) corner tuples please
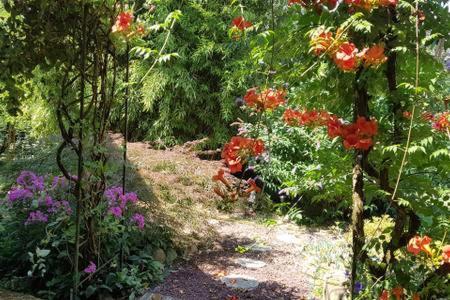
(120, 42), (130, 269)
(73, 0), (87, 296)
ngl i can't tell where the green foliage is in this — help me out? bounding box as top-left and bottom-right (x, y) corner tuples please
(216, 0), (449, 296)
(109, 0), (278, 147)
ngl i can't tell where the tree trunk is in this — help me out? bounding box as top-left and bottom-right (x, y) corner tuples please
(0, 123), (15, 155)
(350, 68), (370, 298)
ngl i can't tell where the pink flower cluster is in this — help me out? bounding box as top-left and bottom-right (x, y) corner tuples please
(5, 171), (73, 225)
(104, 186), (145, 230)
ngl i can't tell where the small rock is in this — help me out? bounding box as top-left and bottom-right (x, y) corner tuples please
(183, 244), (199, 259)
(247, 244), (272, 252)
(207, 219), (220, 225)
(235, 258), (266, 269)
(221, 274), (260, 290)
(166, 248), (178, 264)
(153, 248), (166, 263)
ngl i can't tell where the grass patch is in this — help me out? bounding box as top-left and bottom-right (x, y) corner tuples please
(176, 175), (195, 186)
(158, 184), (177, 204)
(152, 161), (177, 173)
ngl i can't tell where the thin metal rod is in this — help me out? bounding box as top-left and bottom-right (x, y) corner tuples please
(120, 42), (130, 269)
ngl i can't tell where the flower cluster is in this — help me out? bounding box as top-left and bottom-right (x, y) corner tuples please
(84, 261), (97, 274)
(380, 288), (420, 300)
(345, 0), (398, 11)
(212, 169), (263, 201)
(5, 171), (73, 225)
(443, 245), (450, 263)
(112, 11), (147, 39)
(404, 110), (450, 133)
(16, 171), (45, 192)
(309, 28), (336, 55)
(407, 235), (450, 264)
(243, 87), (286, 111)
(104, 186), (145, 230)
(377, 237), (449, 299)
(25, 210), (49, 225)
(231, 16), (253, 31)
(309, 28), (388, 72)
(112, 11), (133, 33)
(283, 108), (378, 150)
(213, 137), (265, 202)
(229, 16), (253, 40)
(131, 213), (145, 230)
(432, 111), (450, 132)
(333, 116), (378, 150)
(283, 108), (330, 127)
(407, 235), (432, 256)
(360, 44), (389, 67)
(221, 136), (265, 173)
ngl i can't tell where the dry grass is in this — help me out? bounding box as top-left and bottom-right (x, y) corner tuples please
(109, 134), (225, 252)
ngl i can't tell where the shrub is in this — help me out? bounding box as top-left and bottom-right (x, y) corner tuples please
(0, 171), (167, 299)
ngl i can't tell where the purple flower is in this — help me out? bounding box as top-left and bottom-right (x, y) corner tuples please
(51, 176), (68, 190)
(45, 195), (54, 207)
(61, 200), (72, 215)
(17, 171), (44, 192)
(131, 213), (145, 230)
(108, 206), (122, 218)
(83, 261), (96, 274)
(118, 192), (139, 209)
(25, 210), (48, 225)
(104, 186), (123, 206)
(125, 192), (138, 204)
(119, 194), (127, 209)
(354, 281), (364, 294)
(7, 188), (33, 203)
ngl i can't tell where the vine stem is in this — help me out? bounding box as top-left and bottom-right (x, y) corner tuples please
(389, 0), (420, 202)
(73, 0), (87, 296)
(138, 18), (176, 84)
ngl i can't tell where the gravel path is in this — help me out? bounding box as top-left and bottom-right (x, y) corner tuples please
(145, 217), (350, 300)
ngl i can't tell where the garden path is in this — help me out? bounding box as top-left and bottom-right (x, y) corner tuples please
(109, 135), (351, 300)
(142, 217), (349, 300)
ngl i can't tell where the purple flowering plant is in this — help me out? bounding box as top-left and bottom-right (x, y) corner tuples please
(3, 171), (74, 226)
(84, 261), (97, 274)
(3, 172), (145, 231)
(103, 186), (145, 231)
